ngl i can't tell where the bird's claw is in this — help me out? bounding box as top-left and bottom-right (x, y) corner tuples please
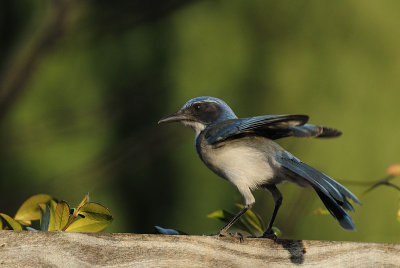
(260, 229), (277, 240)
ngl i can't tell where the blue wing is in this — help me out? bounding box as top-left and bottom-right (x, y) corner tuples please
(205, 114), (341, 144)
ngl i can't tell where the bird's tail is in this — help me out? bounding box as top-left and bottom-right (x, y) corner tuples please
(278, 154), (361, 230)
(313, 186), (355, 230)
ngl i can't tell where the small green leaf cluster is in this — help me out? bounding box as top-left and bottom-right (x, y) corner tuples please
(0, 194), (113, 232)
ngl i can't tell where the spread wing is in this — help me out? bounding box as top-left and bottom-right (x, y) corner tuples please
(205, 114), (341, 144)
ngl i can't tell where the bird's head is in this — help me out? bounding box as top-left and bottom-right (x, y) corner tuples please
(158, 96), (237, 135)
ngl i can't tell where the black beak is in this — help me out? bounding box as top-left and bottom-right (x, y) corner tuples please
(158, 110), (187, 124)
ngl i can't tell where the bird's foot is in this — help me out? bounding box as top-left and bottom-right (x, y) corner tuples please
(260, 229), (278, 240)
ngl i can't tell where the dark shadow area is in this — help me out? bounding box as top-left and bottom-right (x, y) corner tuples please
(276, 239), (305, 265)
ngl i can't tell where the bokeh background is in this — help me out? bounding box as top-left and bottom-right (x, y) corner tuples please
(1, 0), (399, 242)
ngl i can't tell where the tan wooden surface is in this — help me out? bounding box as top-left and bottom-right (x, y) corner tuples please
(0, 230), (399, 267)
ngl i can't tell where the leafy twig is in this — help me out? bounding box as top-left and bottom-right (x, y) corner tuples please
(62, 194), (88, 231)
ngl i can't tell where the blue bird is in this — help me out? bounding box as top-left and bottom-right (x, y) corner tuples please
(158, 96), (360, 238)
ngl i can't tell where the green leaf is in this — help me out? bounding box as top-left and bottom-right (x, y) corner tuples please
(47, 200), (58, 231)
(154, 226), (180, 235)
(0, 217), (3, 229)
(65, 202), (112, 232)
(78, 202), (113, 221)
(41, 204), (51, 231)
(0, 213), (22, 230)
(14, 194), (53, 222)
(207, 209), (230, 221)
(38, 203), (46, 228)
(207, 209), (228, 220)
(16, 220), (32, 226)
(235, 203), (265, 232)
(65, 218), (110, 232)
(271, 226), (282, 238)
(207, 209), (251, 234)
(238, 219), (256, 236)
(54, 201), (70, 231)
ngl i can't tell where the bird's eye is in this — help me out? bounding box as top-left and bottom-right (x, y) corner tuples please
(195, 104), (201, 110)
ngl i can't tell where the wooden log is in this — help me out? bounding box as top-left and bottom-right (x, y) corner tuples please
(0, 230), (399, 267)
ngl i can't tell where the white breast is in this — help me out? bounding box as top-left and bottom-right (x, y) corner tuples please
(200, 137), (281, 190)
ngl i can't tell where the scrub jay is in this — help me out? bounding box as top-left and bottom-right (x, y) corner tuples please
(158, 96), (360, 238)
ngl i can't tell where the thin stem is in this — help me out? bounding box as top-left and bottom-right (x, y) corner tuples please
(359, 175), (400, 198)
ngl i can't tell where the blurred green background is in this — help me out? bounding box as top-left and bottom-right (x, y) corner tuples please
(1, 0), (399, 242)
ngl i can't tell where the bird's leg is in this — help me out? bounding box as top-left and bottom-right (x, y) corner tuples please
(215, 204), (251, 238)
(262, 184), (282, 239)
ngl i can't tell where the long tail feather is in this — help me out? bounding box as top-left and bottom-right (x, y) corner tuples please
(314, 187), (355, 230)
(277, 153), (360, 230)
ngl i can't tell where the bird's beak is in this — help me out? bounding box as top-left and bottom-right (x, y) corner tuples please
(158, 110), (187, 124)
